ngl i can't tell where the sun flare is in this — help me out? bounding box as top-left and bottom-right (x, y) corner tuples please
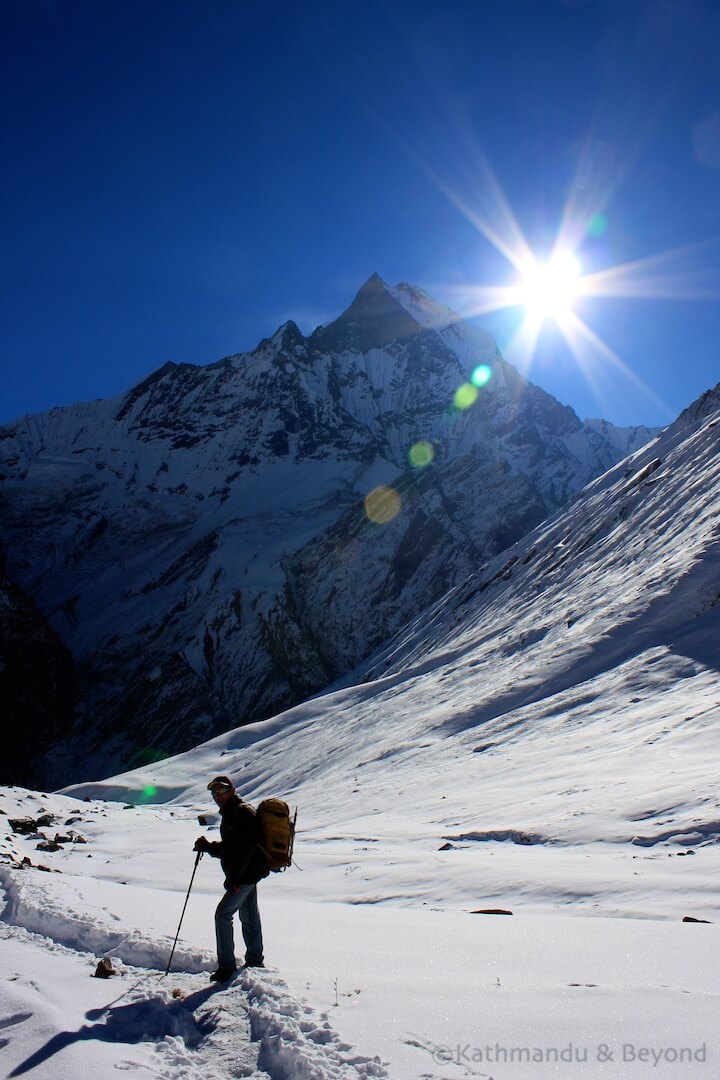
(441, 224), (680, 414)
(423, 143), (717, 422)
(517, 251), (582, 322)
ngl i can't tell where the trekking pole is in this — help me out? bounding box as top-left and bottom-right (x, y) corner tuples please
(163, 850), (203, 977)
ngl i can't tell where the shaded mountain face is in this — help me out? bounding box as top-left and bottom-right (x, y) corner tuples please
(310, 272), (425, 354)
(0, 275), (660, 785)
(0, 559), (77, 785)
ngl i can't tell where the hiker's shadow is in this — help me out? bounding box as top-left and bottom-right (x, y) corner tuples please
(8, 983), (227, 1077)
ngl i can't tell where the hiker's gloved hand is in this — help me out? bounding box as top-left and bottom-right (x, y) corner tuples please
(194, 836), (211, 853)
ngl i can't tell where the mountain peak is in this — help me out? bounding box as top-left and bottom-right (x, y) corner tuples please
(311, 273), (425, 354)
(362, 271), (386, 288)
(272, 320), (305, 347)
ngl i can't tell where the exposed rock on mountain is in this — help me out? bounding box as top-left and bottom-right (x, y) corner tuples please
(0, 275), (660, 784)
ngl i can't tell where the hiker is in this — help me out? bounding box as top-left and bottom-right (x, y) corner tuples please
(194, 775), (269, 981)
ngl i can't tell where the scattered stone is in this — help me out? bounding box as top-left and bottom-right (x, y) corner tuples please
(94, 957), (115, 978)
(683, 916), (712, 924)
(470, 908), (514, 916)
(9, 817), (38, 835)
(54, 834), (72, 845)
(36, 840), (60, 853)
(36, 814), (55, 828)
(64, 817), (82, 826)
(0, 849), (19, 873)
(438, 842), (454, 851)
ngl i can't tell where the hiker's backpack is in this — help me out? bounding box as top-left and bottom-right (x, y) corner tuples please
(256, 798), (297, 872)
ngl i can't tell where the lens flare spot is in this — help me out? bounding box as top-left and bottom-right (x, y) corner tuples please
(364, 485), (401, 524)
(454, 383), (479, 410)
(588, 213), (608, 237)
(408, 441), (434, 467)
(140, 785), (157, 802)
(471, 363), (492, 387)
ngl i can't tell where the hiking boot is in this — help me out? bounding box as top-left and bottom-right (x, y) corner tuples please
(242, 959), (264, 969)
(209, 967), (236, 982)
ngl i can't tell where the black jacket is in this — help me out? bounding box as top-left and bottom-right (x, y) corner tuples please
(206, 795), (269, 888)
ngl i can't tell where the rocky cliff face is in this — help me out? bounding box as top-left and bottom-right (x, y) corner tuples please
(0, 275), (660, 784)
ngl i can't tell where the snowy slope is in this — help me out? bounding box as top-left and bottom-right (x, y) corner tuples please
(0, 387), (717, 1078)
(59, 381), (720, 904)
(0, 386), (717, 1078)
(0, 276), (663, 786)
(2, 785), (716, 1080)
(582, 416), (661, 458)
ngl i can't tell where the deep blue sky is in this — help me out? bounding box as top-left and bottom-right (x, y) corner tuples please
(2, 0), (719, 427)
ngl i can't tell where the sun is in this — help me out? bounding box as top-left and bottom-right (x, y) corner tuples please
(517, 251), (582, 322)
(426, 146), (708, 419)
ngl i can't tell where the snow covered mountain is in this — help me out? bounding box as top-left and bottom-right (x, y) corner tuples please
(0, 274), (659, 785)
(69, 379), (720, 907)
(0, 383), (717, 1080)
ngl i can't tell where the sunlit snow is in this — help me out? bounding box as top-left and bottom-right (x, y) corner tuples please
(1, 387), (718, 1078)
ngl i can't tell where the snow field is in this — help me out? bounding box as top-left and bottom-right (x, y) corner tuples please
(0, 788), (390, 1079)
(2, 787), (719, 1078)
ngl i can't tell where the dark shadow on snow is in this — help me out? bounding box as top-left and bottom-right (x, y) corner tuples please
(7, 983), (228, 1077)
